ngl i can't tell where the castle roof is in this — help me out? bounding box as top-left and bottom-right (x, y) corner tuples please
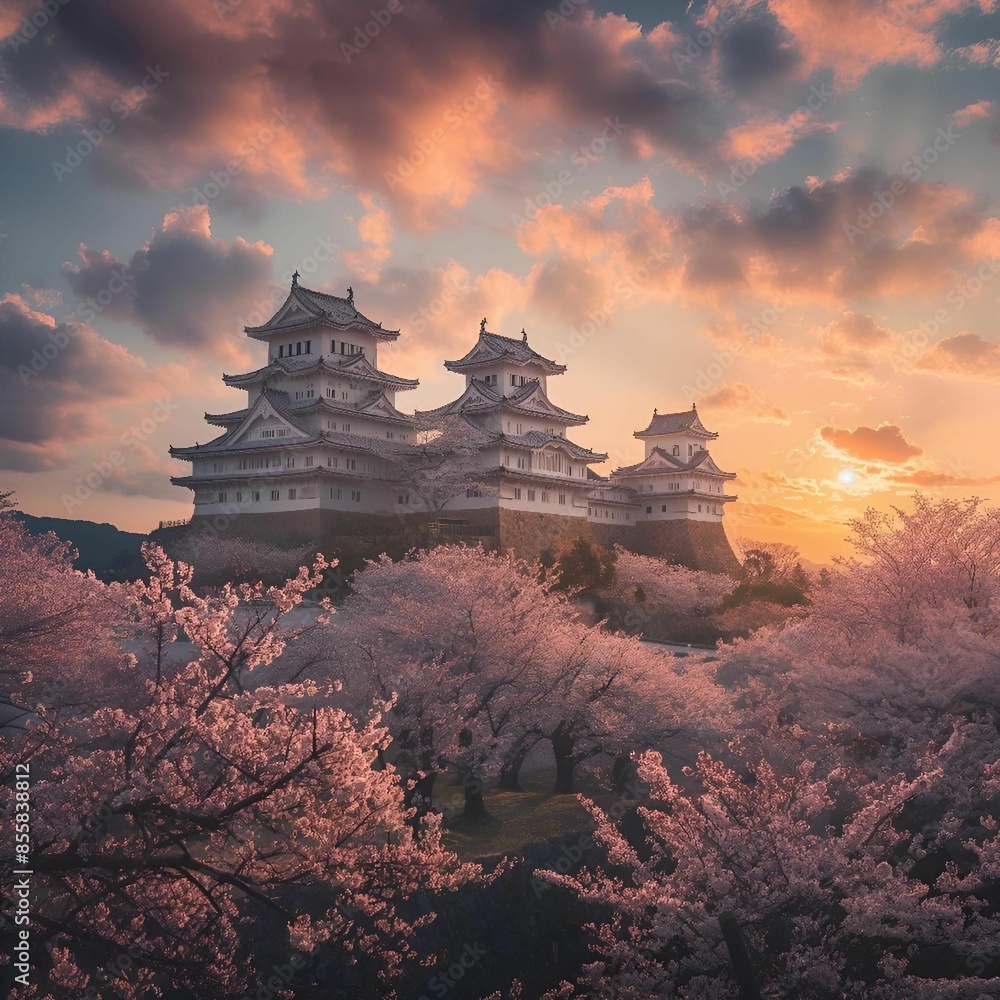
(444, 324), (566, 374)
(634, 405), (717, 439)
(245, 279), (399, 341)
(613, 447), (735, 479)
(222, 352), (418, 390)
(206, 389), (413, 428)
(501, 430), (608, 462)
(419, 378), (588, 425)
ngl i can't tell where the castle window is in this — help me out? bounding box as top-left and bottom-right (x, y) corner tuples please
(672, 446), (679, 456)
(331, 488), (342, 499)
(331, 340), (336, 353)
(689, 444), (694, 456)
(305, 340), (311, 354)
(236, 491), (243, 503)
(568, 466), (572, 476)
(646, 506), (652, 514)
(698, 504), (702, 512)
(286, 457), (295, 468)
(515, 423), (522, 435)
(626, 512), (630, 520)
(252, 490), (260, 502)
(541, 491), (549, 503)
(517, 457), (526, 469)
(305, 456), (313, 467)
(279, 345), (285, 358)
(343, 423), (351, 432)
(510, 374), (516, 386)
(218, 491), (227, 503)
(346, 458), (356, 470)
(514, 488), (522, 500)
(527, 490), (535, 502)
(271, 489), (280, 501)
(466, 488), (482, 498)
(288, 488), (297, 500)
(397, 494), (410, 505)
(662, 505), (667, 512)
(352, 490), (362, 502)
(296, 342), (302, 355)
(558, 494), (566, 505)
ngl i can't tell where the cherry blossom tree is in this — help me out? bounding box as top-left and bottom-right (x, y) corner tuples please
(544, 739), (1000, 998)
(0, 541), (477, 999)
(163, 534), (316, 587)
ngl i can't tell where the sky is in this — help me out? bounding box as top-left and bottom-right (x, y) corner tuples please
(2, 0), (1000, 562)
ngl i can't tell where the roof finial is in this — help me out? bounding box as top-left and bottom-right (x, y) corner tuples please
(291, 270), (299, 286)
(347, 286), (354, 304)
(480, 317), (487, 334)
(653, 407), (658, 416)
(521, 327), (527, 344)
(692, 401), (697, 410)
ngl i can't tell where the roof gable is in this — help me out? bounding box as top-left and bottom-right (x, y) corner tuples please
(635, 406), (717, 439)
(444, 326), (566, 374)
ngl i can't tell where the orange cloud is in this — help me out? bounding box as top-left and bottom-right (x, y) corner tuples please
(915, 331), (1000, 379)
(819, 423), (923, 463)
(699, 383), (790, 423)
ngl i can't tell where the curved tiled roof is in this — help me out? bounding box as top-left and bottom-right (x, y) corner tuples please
(245, 282), (399, 340)
(445, 328), (566, 374)
(222, 352), (418, 390)
(634, 405), (717, 439)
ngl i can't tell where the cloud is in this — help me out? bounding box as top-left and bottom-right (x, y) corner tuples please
(698, 382), (790, 423)
(61, 206), (273, 354)
(952, 99), (995, 126)
(915, 331), (1000, 379)
(819, 423), (923, 463)
(0, 294), (178, 472)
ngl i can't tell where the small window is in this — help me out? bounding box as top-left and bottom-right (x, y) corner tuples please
(279, 345), (285, 358)
(295, 342), (302, 355)
(343, 423), (351, 432)
(672, 445), (679, 456)
(661, 505), (667, 512)
(527, 490), (535, 502)
(698, 504), (702, 512)
(271, 490), (280, 501)
(352, 490), (361, 502)
(236, 490), (244, 503)
(397, 494), (410, 505)
(646, 506), (652, 514)
(558, 494), (566, 505)
(688, 444), (694, 456)
(218, 491), (226, 503)
(288, 488), (297, 500)
(347, 459), (356, 471)
(514, 488), (522, 500)
(286, 457), (295, 468)
(305, 456), (314, 467)
(541, 491), (549, 503)
(305, 339), (311, 354)
(252, 490), (260, 502)
(568, 466), (572, 476)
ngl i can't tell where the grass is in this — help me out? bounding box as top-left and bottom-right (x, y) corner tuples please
(441, 768), (605, 862)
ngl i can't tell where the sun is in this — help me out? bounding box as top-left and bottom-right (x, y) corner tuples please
(837, 468), (858, 486)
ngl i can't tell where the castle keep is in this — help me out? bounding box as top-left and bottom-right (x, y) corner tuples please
(168, 279), (740, 573)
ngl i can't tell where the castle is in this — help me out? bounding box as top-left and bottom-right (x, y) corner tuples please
(168, 278), (740, 573)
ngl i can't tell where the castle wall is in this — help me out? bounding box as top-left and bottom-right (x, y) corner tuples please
(152, 505), (740, 574)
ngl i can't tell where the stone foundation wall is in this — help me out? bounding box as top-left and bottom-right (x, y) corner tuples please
(496, 509), (592, 561)
(151, 506), (740, 574)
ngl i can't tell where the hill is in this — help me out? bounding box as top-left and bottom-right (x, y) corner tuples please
(13, 511), (146, 580)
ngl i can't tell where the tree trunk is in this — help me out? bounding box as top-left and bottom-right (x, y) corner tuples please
(497, 749), (528, 791)
(612, 752), (635, 794)
(719, 911), (762, 1000)
(552, 727), (576, 795)
(462, 773), (490, 822)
